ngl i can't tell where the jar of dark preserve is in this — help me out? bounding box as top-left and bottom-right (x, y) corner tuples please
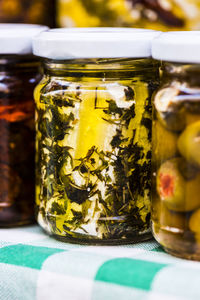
(0, 24), (48, 227)
(152, 32), (200, 260)
(33, 28), (160, 244)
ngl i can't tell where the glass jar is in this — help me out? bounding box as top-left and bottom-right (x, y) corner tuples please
(58, 0), (200, 31)
(33, 28), (160, 244)
(152, 32), (200, 260)
(0, 24), (48, 227)
(0, 0), (56, 27)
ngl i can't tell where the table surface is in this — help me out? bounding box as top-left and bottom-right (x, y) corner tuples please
(0, 225), (200, 300)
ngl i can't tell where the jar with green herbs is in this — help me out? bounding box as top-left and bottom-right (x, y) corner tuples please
(0, 24), (48, 227)
(33, 28), (160, 244)
(152, 32), (200, 260)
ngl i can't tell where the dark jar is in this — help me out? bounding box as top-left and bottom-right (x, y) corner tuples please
(33, 28), (160, 244)
(0, 24), (48, 227)
(152, 32), (200, 260)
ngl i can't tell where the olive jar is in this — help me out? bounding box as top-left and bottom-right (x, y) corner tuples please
(152, 32), (200, 260)
(0, 24), (48, 227)
(33, 28), (160, 244)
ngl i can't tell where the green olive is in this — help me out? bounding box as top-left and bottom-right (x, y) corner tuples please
(189, 209), (200, 234)
(154, 87), (185, 132)
(152, 120), (178, 164)
(178, 120), (200, 167)
(186, 113), (200, 126)
(158, 201), (186, 229)
(157, 158), (200, 212)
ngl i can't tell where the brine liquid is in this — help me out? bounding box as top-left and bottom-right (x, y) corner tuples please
(35, 76), (157, 243)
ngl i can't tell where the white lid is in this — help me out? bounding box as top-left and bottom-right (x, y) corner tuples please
(152, 31), (200, 63)
(33, 27), (161, 60)
(0, 24), (49, 55)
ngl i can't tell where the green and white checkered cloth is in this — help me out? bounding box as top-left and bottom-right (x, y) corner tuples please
(0, 225), (200, 300)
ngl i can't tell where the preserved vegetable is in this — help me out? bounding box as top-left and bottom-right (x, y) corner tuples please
(152, 62), (200, 260)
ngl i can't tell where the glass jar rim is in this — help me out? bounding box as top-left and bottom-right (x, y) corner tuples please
(33, 27), (161, 60)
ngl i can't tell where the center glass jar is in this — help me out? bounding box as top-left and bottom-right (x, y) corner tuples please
(152, 32), (200, 260)
(33, 28), (160, 244)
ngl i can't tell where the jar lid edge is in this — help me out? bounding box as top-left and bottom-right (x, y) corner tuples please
(33, 27), (161, 60)
(0, 24), (49, 55)
(152, 31), (200, 64)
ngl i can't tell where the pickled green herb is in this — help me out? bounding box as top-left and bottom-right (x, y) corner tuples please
(35, 75), (156, 242)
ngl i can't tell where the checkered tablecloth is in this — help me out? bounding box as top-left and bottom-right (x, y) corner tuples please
(1, 225), (200, 300)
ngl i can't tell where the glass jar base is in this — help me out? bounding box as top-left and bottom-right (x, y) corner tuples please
(38, 212), (152, 245)
(164, 247), (200, 261)
(0, 219), (35, 228)
(49, 231), (152, 245)
(152, 222), (200, 261)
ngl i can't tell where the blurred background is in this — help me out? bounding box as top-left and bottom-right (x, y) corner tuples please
(0, 0), (200, 31)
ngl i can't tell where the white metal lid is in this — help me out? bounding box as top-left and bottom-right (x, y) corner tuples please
(0, 24), (49, 55)
(152, 31), (200, 64)
(33, 27), (161, 60)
